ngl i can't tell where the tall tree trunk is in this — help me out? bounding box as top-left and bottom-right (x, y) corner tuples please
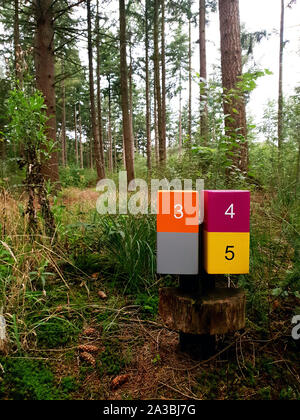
(119, 0), (135, 184)
(219, 0), (248, 173)
(199, 0), (208, 144)
(61, 60), (67, 167)
(129, 40), (136, 153)
(161, 0), (167, 163)
(179, 70), (182, 155)
(108, 78), (113, 172)
(87, 0), (105, 180)
(96, 0), (105, 166)
(154, 0), (164, 167)
(90, 138), (93, 170)
(122, 133), (126, 168)
(154, 83), (159, 165)
(278, 0), (285, 156)
(188, 18), (192, 146)
(33, 0), (59, 183)
(113, 127), (117, 171)
(78, 103), (83, 169)
(145, 0), (152, 172)
(74, 103), (79, 166)
(14, 0), (23, 88)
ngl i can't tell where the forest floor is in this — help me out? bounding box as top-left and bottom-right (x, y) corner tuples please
(0, 187), (299, 400)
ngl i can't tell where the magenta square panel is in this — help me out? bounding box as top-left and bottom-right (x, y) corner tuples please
(203, 190), (250, 233)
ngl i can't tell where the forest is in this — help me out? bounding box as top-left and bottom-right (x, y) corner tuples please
(0, 0), (299, 402)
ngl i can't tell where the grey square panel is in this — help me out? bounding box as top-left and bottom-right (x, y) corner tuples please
(157, 232), (199, 275)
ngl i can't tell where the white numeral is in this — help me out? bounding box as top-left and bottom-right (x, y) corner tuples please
(174, 204), (184, 219)
(225, 203), (235, 219)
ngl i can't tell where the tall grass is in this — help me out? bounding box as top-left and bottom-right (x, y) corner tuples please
(0, 190), (75, 352)
(97, 214), (156, 293)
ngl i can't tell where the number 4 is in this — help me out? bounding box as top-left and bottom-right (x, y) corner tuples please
(225, 203), (235, 219)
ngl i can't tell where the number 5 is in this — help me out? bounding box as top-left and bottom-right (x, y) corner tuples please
(225, 246), (235, 261)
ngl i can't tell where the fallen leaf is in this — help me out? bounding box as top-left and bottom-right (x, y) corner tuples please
(111, 374), (130, 390)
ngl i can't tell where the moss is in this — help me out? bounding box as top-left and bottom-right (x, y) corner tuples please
(99, 339), (126, 376)
(34, 317), (80, 349)
(0, 358), (64, 400)
(60, 376), (79, 394)
(134, 293), (159, 319)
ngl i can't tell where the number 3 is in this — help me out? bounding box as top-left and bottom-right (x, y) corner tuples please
(225, 246), (235, 260)
(225, 203), (235, 219)
(174, 204), (184, 219)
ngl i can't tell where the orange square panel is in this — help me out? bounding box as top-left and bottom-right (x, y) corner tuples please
(157, 191), (199, 233)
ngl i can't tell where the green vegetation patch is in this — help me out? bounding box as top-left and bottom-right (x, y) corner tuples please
(34, 316), (80, 349)
(99, 338), (127, 376)
(0, 358), (63, 400)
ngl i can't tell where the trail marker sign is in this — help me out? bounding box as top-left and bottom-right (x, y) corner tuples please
(156, 190), (199, 275)
(203, 190), (250, 274)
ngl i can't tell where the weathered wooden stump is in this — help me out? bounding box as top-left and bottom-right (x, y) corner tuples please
(159, 286), (246, 359)
(159, 287), (246, 335)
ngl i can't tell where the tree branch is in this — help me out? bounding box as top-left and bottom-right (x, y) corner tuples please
(53, 0), (86, 21)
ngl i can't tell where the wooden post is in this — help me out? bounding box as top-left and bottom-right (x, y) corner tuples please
(158, 191), (248, 360)
(177, 226), (216, 359)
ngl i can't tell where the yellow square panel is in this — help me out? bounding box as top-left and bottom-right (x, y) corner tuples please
(204, 231), (250, 274)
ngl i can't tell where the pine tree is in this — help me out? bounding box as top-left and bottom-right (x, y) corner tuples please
(219, 0), (248, 173)
(119, 0), (135, 184)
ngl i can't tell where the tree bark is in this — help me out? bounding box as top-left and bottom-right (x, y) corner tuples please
(161, 0), (167, 163)
(61, 60), (67, 167)
(188, 18), (192, 146)
(122, 133), (126, 168)
(74, 103), (78, 166)
(14, 0), (23, 88)
(113, 127), (117, 170)
(154, 0), (164, 167)
(96, 0), (105, 167)
(87, 0), (105, 180)
(159, 287), (246, 335)
(278, 0), (285, 156)
(108, 78), (113, 172)
(129, 40), (136, 153)
(78, 103), (83, 169)
(119, 0), (135, 184)
(154, 82), (159, 165)
(199, 0), (208, 144)
(219, 0), (248, 173)
(33, 0), (59, 183)
(179, 69), (182, 155)
(89, 137), (93, 169)
(145, 0), (152, 172)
